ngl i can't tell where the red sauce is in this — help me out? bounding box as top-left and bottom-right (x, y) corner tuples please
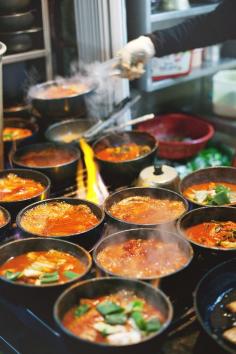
(3, 127), (32, 142)
(97, 238), (189, 278)
(0, 174), (45, 202)
(62, 290), (165, 345)
(0, 210), (6, 226)
(37, 83), (88, 99)
(186, 221), (236, 249)
(18, 147), (77, 167)
(109, 196), (186, 224)
(20, 201), (99, 236)
(0, 249), (86, 285)
(96, 143), (151, 162)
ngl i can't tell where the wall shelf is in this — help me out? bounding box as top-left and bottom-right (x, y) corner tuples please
(2, 0), (52, 80)
(145, 58), (236, 92)
(3, 49), (48, 65)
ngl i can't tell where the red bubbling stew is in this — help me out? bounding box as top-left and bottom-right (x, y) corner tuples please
(0, 174), (45, 202)
(0, 249), (86, 285)
(186, 221), (236, 249)
(18, 147), (78, 167)
(109, 196), (186, 224)
(3, 127), (32, 142)
(0, 210), (6, 227)
(96, 143), (151, 162)
(20, 202), (99, 236)
(96, 238), (189, 278)
(62, 290), (165, 345)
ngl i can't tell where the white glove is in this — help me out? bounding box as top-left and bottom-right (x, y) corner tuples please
(117, 36), (155, 80)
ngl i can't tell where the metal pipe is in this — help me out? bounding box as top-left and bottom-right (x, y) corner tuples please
(0, 42), (6, 170)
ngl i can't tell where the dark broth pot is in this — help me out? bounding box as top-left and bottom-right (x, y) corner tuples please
(180, 167), (236, 208)
(4, 118), (39, 165)
(177, 207), (236, 262)
(12, 142), (80, 191)
(194, 258), (236, 354)
(0, 238), (92, 311)
(93, 228), (193, 296)
(29, 80), (96, 119)
(54, 278), (173, 354)
(0, 206), (11, 241)
(93, 131), (157, 188)
(16, 198), (105, 251)
(104, 187), (188, 229)
(0, 169), (50, 221)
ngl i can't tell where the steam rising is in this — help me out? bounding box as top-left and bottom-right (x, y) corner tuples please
(27, 60), (123, 120)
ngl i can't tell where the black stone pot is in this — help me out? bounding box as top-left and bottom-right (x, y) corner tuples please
(177, 206), (236, 265)
(0, 27), (42, 54)
(104, 186), (188, 230)
(0, 237), (92, 325)
(0, 169), (50, 221)
(29, 80), (96, 119)
(93, 228), (193, 298)
(93, 131), (158, 189)
(16, 197), (105, 251)
(194, 258), (236, 354)
(54, 277), (173, 354)
(180, 166), (236, 209)
(0, 10), (35, 32)
(0, 206), (11, 241)
(12, 142), (80, 192)
(4, 117), (39, 166)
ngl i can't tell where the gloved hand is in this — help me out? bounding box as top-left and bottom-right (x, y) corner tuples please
(117, 36), (155, 80)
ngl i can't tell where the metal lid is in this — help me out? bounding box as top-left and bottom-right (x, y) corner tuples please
(138, 164), (178, 187)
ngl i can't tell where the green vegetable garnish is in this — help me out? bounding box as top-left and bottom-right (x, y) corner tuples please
(126, 300), (144, 313)
(63, 271), (80, 280)
(212, 190), (230, 205)
(97, 301), (124, 316)
(4, 270), (22, 281)
(131, 311), (147, 331)
(3, 133), (14, 139)
(146, 318), (161, 333)
(105, 313), (127, 325)
(74, 304), (90, 317)
(40, 271), (59, 284)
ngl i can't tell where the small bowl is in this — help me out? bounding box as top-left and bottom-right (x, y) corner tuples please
(4, 117), (39, 164)
(16, 198), (105, 251)
(29, 80), (96, 119)
(0, 168), (50, 220)
(177, 206), (236, 258)
(0, 237), (92, 307)
(12, 142), (80, 191)
(93, 228), (193, 282)
(54, 277), (173, 354)
(45, 118), (96, 145)
(104, 187), (188, 229)
(0, 206), (11, 240)
(137, 113), (214, 160)
(180, 166), (236, 208)
(93, 131), (158, 188)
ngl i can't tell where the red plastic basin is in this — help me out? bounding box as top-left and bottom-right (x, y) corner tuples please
(137, 113), (215, 160)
